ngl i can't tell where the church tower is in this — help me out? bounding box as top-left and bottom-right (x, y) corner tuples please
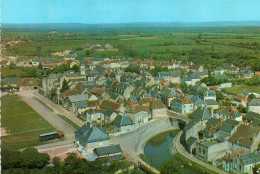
(80, 58), (86, 76)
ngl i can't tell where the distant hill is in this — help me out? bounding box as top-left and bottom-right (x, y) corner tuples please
(1, 21), (260, 29)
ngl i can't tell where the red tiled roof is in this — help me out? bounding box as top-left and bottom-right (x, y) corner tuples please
(90, 87), (105, 95)
(100, 100), (121, 111)
(17, 78), (38, 86)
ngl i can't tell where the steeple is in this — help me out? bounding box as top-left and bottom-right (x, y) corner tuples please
(80, 57), (86, 76)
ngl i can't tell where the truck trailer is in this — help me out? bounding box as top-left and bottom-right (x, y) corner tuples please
(39, 131), (64, 141)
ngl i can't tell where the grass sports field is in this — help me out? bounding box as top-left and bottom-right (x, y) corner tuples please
(1, 94), (58, 150)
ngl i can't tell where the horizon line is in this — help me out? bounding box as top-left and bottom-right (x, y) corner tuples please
(2, 20), (260, 25)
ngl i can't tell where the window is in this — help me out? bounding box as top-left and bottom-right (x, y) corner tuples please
(203, 150), (205, 155)
(199, 147), (201, 153)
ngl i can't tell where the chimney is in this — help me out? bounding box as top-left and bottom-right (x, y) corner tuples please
(231, 106), (237, 112)
(244, 119), (248, 125)
(220, 117), (224, 126)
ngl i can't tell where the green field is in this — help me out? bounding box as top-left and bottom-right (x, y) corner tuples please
(1, 95), (57, 150)
(222, 85), (260, 95)
(2, 26), (260, 69)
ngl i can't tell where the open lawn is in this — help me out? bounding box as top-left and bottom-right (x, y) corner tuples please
(222, 85), (260, 95)
(1, 94), (58, 150)
(1, 67), (30, 78)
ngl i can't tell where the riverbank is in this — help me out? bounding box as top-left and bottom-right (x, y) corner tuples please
(173, 131), (228, 174)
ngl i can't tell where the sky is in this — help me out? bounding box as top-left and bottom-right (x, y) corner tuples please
(1, 0), (260, 24)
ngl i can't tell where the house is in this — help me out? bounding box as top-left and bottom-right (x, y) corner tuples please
(91, 87), (106, 98)
(74, 122), (110, 156)
(219, 82), (232, 88)
(215, 119), (240, 140)
(233, 94), (248, 107)
(148, 98), (167, 118)
(202, 118), (221, 138)
(187, 95), (206, 110)
(232, 151), (260, 174)
(2, 77), (18, 88)
(170, 96), (194, 115)
(125, 104), (150, 126)
(113, 115), (135, 134)
(92, 144), (123, 161)
(85, 109), (105, 123)
(248, 99), (260, 114)
(195, 139), (228, 162)
(190, 65), (204, 72)
(213, 67), (225, 75)
(228, 124), (260, 153)
(102, 109), (119, 123)
(206, 99), (219, 110)
(64, 94), (90, 113)
(215, 106), (242, 121)
(188, 107), (211, 121)
(100, 100), (124, 112)
(243, 111), (260, 127)
(17, 78), (39, 90)
(161, 89), (177, 107)
(76, 100), (100, 115)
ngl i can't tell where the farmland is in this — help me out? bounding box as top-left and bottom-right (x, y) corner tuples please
(1, 94), (58, 150)
(2, 26), (260, 70)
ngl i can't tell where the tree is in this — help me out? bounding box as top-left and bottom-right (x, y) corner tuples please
(51, 88), (57, 99)
(64, 153), (82, 169)
(52, 156), (61, 171)
(60, 80), (69, 93)
(8, 62), (16, 69)
(160, 158), (183, 174)
(248, 94), (256, 102)
(19, 148), (50, 169)
(180, 83), (190, 94)
(238, 104), (246, 113)
(1, 149), (21, 169)
(72, 64), (80, 72)
(216, 90), (225, 101)
(38, 62), (43, 70)
(85, 50), (91, 56)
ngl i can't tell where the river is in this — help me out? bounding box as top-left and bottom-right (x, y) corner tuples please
(144, 130), (201, 174)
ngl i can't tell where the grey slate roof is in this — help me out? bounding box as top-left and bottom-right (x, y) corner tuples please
(2, 77), (18, 86)
(68, 94), (89, 103)
(240, 151), (260, 165)
(244, 111), (260, 121)
(187, 95), (206, 105)
(76, 101), (87, 109)
(218, 119), (239, 135)
(74, 122), (110, 146)
(188, 107), (211, 121)
(206, 99), (219, 105)
(113, 115), (133, 128)
(94, 144), (122, 156)
(186, 137), (198, 148)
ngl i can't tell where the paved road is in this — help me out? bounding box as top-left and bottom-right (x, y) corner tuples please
(174, 131), (229, 174)
(113, 118), (178, 174)
(167, 110), (190, 122)
(32, 90), (85, 127)
(18, 90), (75, 140)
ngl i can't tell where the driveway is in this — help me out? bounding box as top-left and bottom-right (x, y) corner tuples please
(18, 90), (76, 140)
